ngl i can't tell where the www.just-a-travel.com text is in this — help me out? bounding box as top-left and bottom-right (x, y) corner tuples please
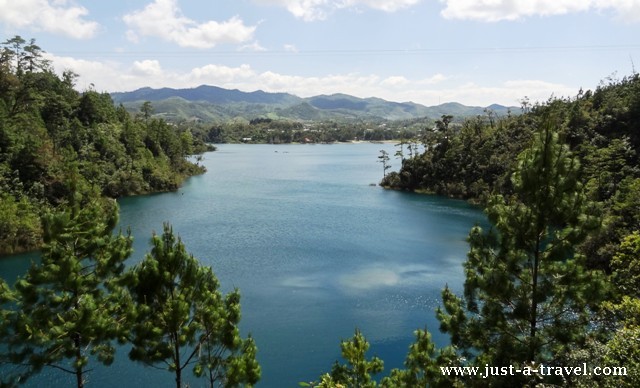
(440, 363), (628, 379)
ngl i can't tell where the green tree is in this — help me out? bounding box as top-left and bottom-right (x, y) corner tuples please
(599, 232), (640, 385)
(381, 328), (461, 388)
(377, 150), (390, 178)
(127, 224), (259, 388)
(2, 36), (27, 74)
(0, 193), (41, 254)
(437, 121), (605, 386)
(610, 231), (640, 299)
(0, 36), (208, 255)
(326, 329), (384, 388)
(394, 140), (405, 163)
(4, 195), (133, 388)
(76, 90), (117, 127)
(603, 325), (640, 387)
(140, 101), (153, 121)
(193, 274), (261, 387)
(594, 229), (640, 388)
(22, 39), (48, 73)
(0, 279), (17, 386)
(435, 114), (453, 132)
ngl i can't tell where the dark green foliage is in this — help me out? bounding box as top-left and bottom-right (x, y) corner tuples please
(126, 224), (259, 388)
(381, 328), (462, 388)
(383, 112), (536, 199)
(610, 231), (640, 298)
(194, 285), (261, 387)
(202, 118), (427, 144)
(603, 326), (640, 387)
(596, 231), (640, 387)
(387, 75), (640, 196)
(2, 195), (133, 387)
(314, 329), (383, 388)
(387, 74), (640, 276)
(0, 36), (208, 255)
(1, 205), (258, 387)
(0, 279), (17, 386)
(582, 176), (640, 271)
(436, 122), (607, 386)
(312, 328), (464, 387)
(0, 193), (40, 254)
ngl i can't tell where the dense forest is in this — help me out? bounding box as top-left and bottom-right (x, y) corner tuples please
(197, 117), (431, 144)
(382, 74), (640, 275)
(0, 37), (257, 388)
(2, 35), (640, 387)
(0, 37), (212, 255)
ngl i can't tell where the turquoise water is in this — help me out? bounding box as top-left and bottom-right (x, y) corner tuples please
(0, 143), (486, 387)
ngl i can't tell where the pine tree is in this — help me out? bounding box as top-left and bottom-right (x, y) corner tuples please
(194, 285), (261, 387)
(599, 232), (640, 387)
(327, 329), (384, 388)
(378, 150), (390, 178)
(437, 119), (606, 385)
(0, 279), (17, 387)
(126, 223), (259, 388)
(4, 194), (133, 387)
(381, 328), (461, 388)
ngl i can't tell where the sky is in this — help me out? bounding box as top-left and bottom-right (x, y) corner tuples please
(1, 0), (640, 107)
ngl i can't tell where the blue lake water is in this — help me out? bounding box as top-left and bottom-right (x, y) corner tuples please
(0, 143), (486, 387)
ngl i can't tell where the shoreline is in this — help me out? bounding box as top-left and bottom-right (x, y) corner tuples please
(225, 140), (402, 145)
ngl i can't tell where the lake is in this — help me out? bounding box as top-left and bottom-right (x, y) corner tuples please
(0, 143), (486, 387)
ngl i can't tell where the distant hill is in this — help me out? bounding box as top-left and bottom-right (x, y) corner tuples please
(111, 85), (300, 106)
(111, 85), (516, 122)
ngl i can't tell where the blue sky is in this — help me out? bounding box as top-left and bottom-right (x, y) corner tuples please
(1, 0), (640, 106)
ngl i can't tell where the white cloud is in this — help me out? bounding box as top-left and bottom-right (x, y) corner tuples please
(0, 0), (99, 39)
(381, 75), (410, 86)
(188, 64), (256, 84)
(439, 0), (640, 22)
(131, 60), (163, 76)
(379, 74), (445, 89)
(419, 73), (448, 85)
(255, 0), (329, 21)
(239, 41), (268, 52)
(123, 0), (257, 48)
(337, 0), (421, 12)
(405, 79), (576, 107)
(44, 53), (122, 90)
(258, 71), (385, 96)
(254, 0), (420, 21)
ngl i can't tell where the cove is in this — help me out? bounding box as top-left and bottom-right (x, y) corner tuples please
(0, 143), (486, 387)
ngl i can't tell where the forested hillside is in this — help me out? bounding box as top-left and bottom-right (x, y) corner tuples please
(383, 74), (640, 271)
(309, 75), (640, 387)
(0, 37), (210, 255)
(111, 85), (515, 122)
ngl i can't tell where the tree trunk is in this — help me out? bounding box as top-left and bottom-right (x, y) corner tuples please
(174, 331), (181, 388)
(529, 237), (541, 362)
(76, 368), (84, 388)
(74, 333), (84, 388)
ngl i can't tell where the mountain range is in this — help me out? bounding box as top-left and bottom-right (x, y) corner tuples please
(110, 85), (516, 122)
